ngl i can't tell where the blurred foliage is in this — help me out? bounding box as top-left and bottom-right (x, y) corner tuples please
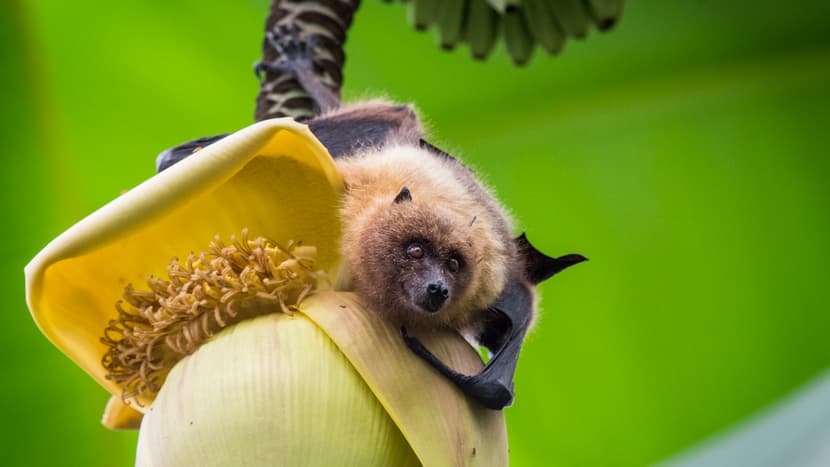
(665, 368), (830, 466)
(3, 0), (830, 465)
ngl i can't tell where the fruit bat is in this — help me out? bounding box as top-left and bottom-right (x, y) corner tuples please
(156, 26), (585, 410)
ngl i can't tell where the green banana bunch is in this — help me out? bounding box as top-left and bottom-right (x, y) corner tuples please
(402, 0), (624, 65)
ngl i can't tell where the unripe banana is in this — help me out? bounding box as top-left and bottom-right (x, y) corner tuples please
(464, 0), (500, 59)
(408, 0), (440, 31)
(584, 0), (623, 30)
(549, 0), (590, 39)
(522, 0), (566, 55)
(436, 0), (468, 49)
(503, 9), (535, 66)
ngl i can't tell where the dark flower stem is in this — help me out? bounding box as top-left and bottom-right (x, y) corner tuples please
(254, 0), (361, 121)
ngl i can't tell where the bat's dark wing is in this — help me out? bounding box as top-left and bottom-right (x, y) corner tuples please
(402, 279), (531, 410)
(516, 233), (587, 284)
(155, 102), (448, 172)
(403, 234), (586, 410)
(155, 134), (229, 172)
(307, 103), (454, 161)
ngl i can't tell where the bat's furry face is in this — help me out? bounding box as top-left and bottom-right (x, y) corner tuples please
(348, 188), (480, 328)
(337, 145), (514, 329)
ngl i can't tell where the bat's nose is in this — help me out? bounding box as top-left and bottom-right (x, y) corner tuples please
(422, 281), (448, 312)
(427, 281), (449, 298)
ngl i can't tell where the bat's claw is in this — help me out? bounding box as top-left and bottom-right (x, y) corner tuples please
(253, 61), (266, 79)
(457, 379), (513, 410)
(258, 23), (317, 79)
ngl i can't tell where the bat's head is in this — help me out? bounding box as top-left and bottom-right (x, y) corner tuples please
(344, 185), (511, 328)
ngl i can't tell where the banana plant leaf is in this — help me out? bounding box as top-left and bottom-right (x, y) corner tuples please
(661, 368), (830, 467)
(3, 0), (830, 465)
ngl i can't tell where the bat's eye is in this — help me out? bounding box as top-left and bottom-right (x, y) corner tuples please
(447, 256), (461, 273)
(406, 243), (424, 259)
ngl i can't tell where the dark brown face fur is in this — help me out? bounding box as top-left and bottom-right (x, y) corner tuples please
(350, 189), (476, 328)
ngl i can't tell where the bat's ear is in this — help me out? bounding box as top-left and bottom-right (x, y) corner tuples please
(418, 139), (455, 161)
(394, 186), (412, 204)
(515, 233), (587, 285)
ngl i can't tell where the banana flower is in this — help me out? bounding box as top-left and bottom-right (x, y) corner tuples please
(24, 119), (508, 466)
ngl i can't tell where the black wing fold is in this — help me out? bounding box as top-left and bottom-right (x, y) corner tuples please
(402, 280), (532, 410)
(402, 233), (586, 410)
(155, 134), (229, 173)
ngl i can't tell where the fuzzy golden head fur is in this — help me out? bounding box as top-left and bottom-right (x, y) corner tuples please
(337, 145), (515, 329)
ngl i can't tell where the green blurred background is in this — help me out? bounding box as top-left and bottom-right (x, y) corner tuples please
(3, 0), (829, 465)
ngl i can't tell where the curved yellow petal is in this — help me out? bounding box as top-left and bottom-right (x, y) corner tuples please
(137, 312), (421, 467)
(24, 119), (343, 401)
(102, 396), (143, 430)
(301, 292), (509, 467)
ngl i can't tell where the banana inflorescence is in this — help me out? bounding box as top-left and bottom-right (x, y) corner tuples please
(394, 0), (624, 65)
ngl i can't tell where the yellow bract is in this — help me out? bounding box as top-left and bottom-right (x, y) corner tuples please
(25, 119), (343, 403)
(24, 118), (508, 466)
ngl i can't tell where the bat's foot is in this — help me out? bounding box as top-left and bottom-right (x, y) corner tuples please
(401, 327), (514, 410)
(255, 24), (318, 79)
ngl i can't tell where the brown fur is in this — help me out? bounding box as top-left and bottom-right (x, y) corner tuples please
(331, 103), (517, 330)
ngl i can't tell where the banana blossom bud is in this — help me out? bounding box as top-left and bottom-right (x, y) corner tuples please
(25, 119), (507, 466)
